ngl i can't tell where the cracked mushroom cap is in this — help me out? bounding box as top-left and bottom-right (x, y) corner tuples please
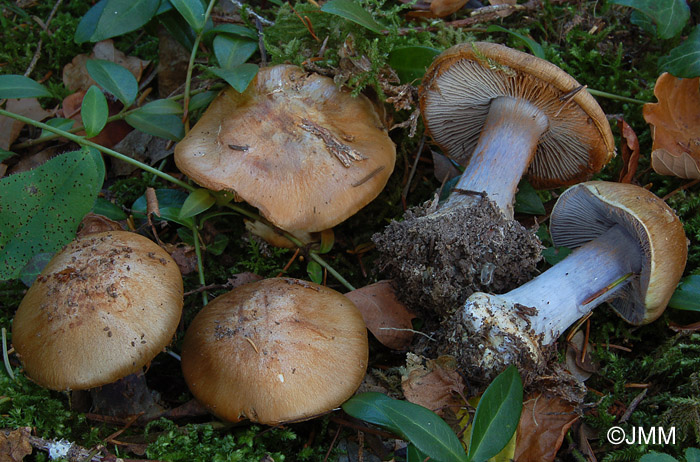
(12, 231), (184, 391)
(174, 64), (396, 233)
(181, 277), (369, 424)
(550, 181), (687, 325)
(419, 42), (615, 189)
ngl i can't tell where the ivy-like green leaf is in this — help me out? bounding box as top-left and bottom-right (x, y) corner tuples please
(668, 274), (700, 311)
(189, 91), (218, 111)
(514, 179), (545, 215)
(320, 0), (384, 34)
(39, 118), (75, 139)
(92, 197), (127, 221)
(541, 246), (572, 266)
(343, 392), (468, 462)
(158, 9), (197, 51)
(209, 24), (258, 40)
(137, 99), (183, 115)
(686, 448), (700, 462)
(467, 365), (523, 462)
(86, 59), (138, 106)
(388, 46), (440, 84)
(639, 453), (679, 462)
(125, 113), (185, 141)
(0, 75), (52, 99)
(207, 234), (229, 256)
(0, 147), (105, 281)
(610, 0), (689, 39)
(81, 86), (109, 138)
(0, 149), (14, 162)
(307, 260), (323, 284)
(170, 0), (206, 33)
(78, 0), (160, 43)
(658, 25), (700, 78)
(179, 189), (216, 219)
(213, 35), (258, 70)
(486, 25), (545, 59)
(132, 189), (193, 228)
(209, 64), (259, 93)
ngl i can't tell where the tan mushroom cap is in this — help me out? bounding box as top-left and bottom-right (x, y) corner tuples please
(419, 42), (615, 189)
(181, 277), (369, 424)
(12, 231), (184, 391)
(550, 181), (687, 325)
(174, 64), (396, 233)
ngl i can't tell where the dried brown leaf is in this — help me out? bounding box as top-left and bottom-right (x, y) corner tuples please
(430, 0), (469, 17)
(514, 394), (579, 462)
(77, 213), (123, 237)
(643, 73), (700, 179)
(616, 118), (640, 183)
(489, 0), (517, 4)
(163, 243), (197, 275)
(0, 427), (33, 462)
(401, 353), (465, 416)
(345, 280), (416, 350)
(0, 98), (51, 150)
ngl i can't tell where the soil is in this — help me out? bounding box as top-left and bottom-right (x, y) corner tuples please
(372, 193), (543, 319)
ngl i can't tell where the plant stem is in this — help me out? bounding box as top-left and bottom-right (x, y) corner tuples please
(191, 220), (209, 306)
(183, 0), (218, 127)
(310, 252), (355, 291)
(2, 328), (15, 380)
(0, 108), (194, 192)
(587, 88), (647, 105)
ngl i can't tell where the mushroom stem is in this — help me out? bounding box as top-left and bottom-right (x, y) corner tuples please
(461, 224), (642, 369)
(442, 96), (549, 219)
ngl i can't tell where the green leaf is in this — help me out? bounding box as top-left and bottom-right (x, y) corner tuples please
(213, 35), (258, 70)
(514, 179), (545, 215)
(92, 197), (127, 221)
(158, 9), (197, 50)
(170, 0), (206, 33)
(86, 59), (139, 106)
(207, 234), (229, 256)
(209, 24), (258, 40)
(0, 149), (15, 162)
(658, 25), (700, 78)
(132, 189), (193, 227)
(137, 99), (184, 115)
(686, 448), (700, 462)
(189, 91), (218, 111)
(0, 147), (105, 281)
(668, 274), (700, 311)
(388, 46), (440, 84)
(81, 86), (109, 138)
(82, 0), (160, 43)
(467, 365), (523, 462)
(179, 189), (216, 219)
(640, 453), (679, 462)
(406, 445), (430, 462)
(320, 0), (384, 34)
(209, 64), (259, 93)
(307, 260), (323, 284)
(343, 392), (468, 462)
(0, 75), (52, 99)
(39, 118), (75, 139)
(125, 113), (185, 141)
(486, 25), (545, 59)
(541, 246), (572, 266)
(18, 252), (55, 287)
(610, 0), (689, 39)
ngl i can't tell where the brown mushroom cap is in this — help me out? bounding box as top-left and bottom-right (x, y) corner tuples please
(174, 64), (396, 233)
(419, 42), (615, 189)
(181, 277), (369, 424)
(550, 181), (687, 324)
(12, 231), (184, 391)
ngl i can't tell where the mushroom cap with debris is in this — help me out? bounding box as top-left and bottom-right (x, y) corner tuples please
(419, 42), (615, 189)
(174, 64), (396, 233)
(12, 231), (184, 391)
(180, 277), (369, 424)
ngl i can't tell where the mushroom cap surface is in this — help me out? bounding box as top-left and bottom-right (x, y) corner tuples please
(550, 181), (687, 324)
(12, 231), (184, 391)
(419, 42), (615, 189)
(174, 64), (396, 232)
(181, 277), (369, 424)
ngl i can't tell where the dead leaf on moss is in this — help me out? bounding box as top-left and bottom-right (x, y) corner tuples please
(0, 427), (33, 462)
(401, 353), (465, 417)
(643, 73), (700, 179)
(345, 280), (416, 350)
(77, 213), (123, 237)
(0, 98), (52, 150)
(163, 243), (197, 275)
(430, 0), (469, 17)
(514, 394), (579, 462)
(615, 118), (640, 183)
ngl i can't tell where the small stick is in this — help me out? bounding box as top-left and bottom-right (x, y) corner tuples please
(401, 136), (426, 204)
(275, 247), (300, 277)
(581, 317), (591, 364)
(620, 388), (647, 423)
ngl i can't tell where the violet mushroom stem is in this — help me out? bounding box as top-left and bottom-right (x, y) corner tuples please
(441, 96), (549, 219)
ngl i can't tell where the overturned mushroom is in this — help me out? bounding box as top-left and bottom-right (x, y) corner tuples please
(12, 231), (183, 416)
(174, 64), (396, 233)
(445, 181), (687, 383)
(374, 42), (614, 317)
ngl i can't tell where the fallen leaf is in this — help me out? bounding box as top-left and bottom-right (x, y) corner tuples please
(489, 0), (517, 4)
(616, 118), (640, 183)
(157, 24), (190, 98)
(430, 0), (469, 17)
(514, 394), (579, 462)
(0, 427), (33, 462)
(110, 130), (174, 176)
(345, 280), (416, 350)
(643, 73), (700, 179)
(564, 330), (597, 382)
(669, 320), (700, 332)
(227, 272), (264, 288)
(77, 213), (123, 237)
(0, 98), (52, 150)
(63, 40), (150, 93)
(7, 146), (60, 175)
(401, 353), (466, 417)
(163, 243), (197, 275)
(432, 150), (460, 183)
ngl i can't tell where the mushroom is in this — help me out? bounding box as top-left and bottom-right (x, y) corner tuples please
(374, 42), (614, 317)
(174, 64), (396, 233)
(445, 181), (687, 382)
(180, 277), (368, 424)
(12, 231), (183, 415)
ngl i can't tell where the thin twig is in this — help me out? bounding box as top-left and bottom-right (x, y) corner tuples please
(228, 0), (274, 26)
(24, 0), (63, 78)
(401, 135), (426, 205)
(662, 178), (700, 201)
(620, 388), (647, 423)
